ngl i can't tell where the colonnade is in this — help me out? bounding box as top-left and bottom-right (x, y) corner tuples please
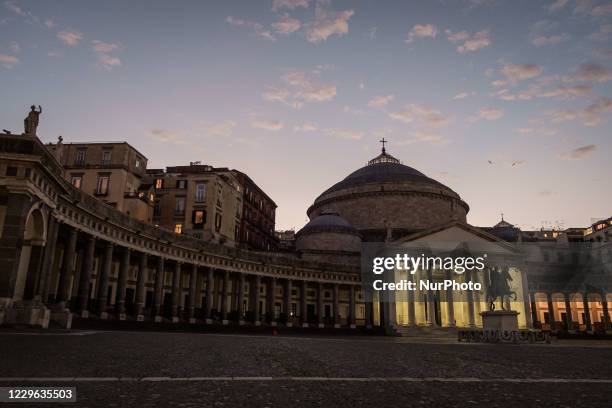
(28, 221), (365, 328)
(531, 291), (611, 332)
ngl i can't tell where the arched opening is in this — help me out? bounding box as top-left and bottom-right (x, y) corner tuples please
(13, 207), (46, 301)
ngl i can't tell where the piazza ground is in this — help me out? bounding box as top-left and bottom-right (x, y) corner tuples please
(1, 330), (611, 407)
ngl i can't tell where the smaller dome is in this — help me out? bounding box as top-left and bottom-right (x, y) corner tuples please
(302, 209), (354, 230)
(295, 210), (362, 259)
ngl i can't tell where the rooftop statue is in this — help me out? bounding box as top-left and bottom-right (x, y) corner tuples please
(24, 105), (42, 135)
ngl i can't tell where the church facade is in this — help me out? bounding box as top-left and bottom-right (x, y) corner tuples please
(0, 114), (610, 334)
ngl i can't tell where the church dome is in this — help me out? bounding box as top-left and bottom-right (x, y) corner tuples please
(298, 209), (356, 233)
(295, 210), (361, 260)
(307, 144), (469, 241)
(320, 153), (445, 196)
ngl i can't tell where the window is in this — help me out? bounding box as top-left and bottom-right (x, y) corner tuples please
(193, 210), (205, 228)
(215, 213), (222, 231)
(71, 175), (82, 189)
(195, 183), (206, 202)
(135, 159), (140, 169)
(6, 166), (17, 176)
(155, 178), (163, 189)
(176, 180), (187, 189)
(153, 201), (161, 217)
(75, 149), (86, 165)
(175, 197), (185, 215)
(101, 150), (111, 165)
(96, 175), (109, 195)
(174, 223), (183, 234)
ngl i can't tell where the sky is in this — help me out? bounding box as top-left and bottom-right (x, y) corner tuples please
(1, 0), (611, 231)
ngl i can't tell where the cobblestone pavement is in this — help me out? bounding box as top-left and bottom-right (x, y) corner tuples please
(1, 330), (611, 407)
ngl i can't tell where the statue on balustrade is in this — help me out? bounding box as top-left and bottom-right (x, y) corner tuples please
(24, 105), (42, 135)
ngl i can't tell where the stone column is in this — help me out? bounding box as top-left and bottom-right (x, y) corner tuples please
(426, 268), (436, 327)
(444, 269), (455, 327)
(406, 273), (416, 327)
(564, 292), (573, 332)
(284, 279), (292, 327)
(237, 273), (246, 324)
(96, 242), (114, 319)
(316, 282), (324, 327)
(171, 262), (182, 322)
(56, 228), (78, 309)
(205, 268), (214, 323)
(520, 268), (533, 328)
(465, 270), (476, 328)
(582, 293), (592, 331)
(365, 300), (374, 328)
(530, 293), (539, 328)
(38, 216), (59, 301)
(268, 277), (277, 326)
(301, 280), (308, 327)
(153, 257), (165, 322)
(349, 285), (356, 328)
(135, 253), (148, 320)
(253, 275), (261, 325)
(188, 264), (198, 323)
(221, 270), (230, 324)
(333, 283), (339, 328)
(116, 248), (131, 319)
(601, 291), (610, 332)
(77, 235), (96, 317)
(546, 292), (556, 330)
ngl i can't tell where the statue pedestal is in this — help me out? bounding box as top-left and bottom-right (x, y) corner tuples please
(481, 310), (519, 332)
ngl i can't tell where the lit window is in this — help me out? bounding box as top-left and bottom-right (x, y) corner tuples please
(155, 178), (163, 189)
(174, 223), (183, 234)
(96, 175), (109, 195)
(71, 175), (82, 189)
(135, 159), (140, 168)
(195, 183), (206, 202)
(193, 210), (205, 229)
(176, 180), (187, 189)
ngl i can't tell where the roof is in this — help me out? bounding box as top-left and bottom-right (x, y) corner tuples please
(305, 210), (353, 228)
(50, 141), (148, 161)
(318, 160), (446, 197)
(296, 210), (359, 237)
(393, 220), (520, 253)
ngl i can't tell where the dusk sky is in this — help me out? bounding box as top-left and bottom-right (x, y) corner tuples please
(1, 0), (611, 231)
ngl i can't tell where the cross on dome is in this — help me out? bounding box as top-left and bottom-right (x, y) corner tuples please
(379, 138), (387, 153)
(368, 139), (400, 165)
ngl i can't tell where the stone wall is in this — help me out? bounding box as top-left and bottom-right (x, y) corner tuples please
(296, 231), (361, 253)
(309, 189), (468, 233)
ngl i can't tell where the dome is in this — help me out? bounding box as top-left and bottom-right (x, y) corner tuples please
(319, 156), (445, 197)
(297, 210), (358, 236)
(307, 145), (470, 241)
(295, 210), (362, 260)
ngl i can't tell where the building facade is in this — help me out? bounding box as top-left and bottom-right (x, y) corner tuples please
(0, 115), (609, 335)
(233, 170), (278, 252)
(46, 139), (154, 223)
(145, 164), (242, 246)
